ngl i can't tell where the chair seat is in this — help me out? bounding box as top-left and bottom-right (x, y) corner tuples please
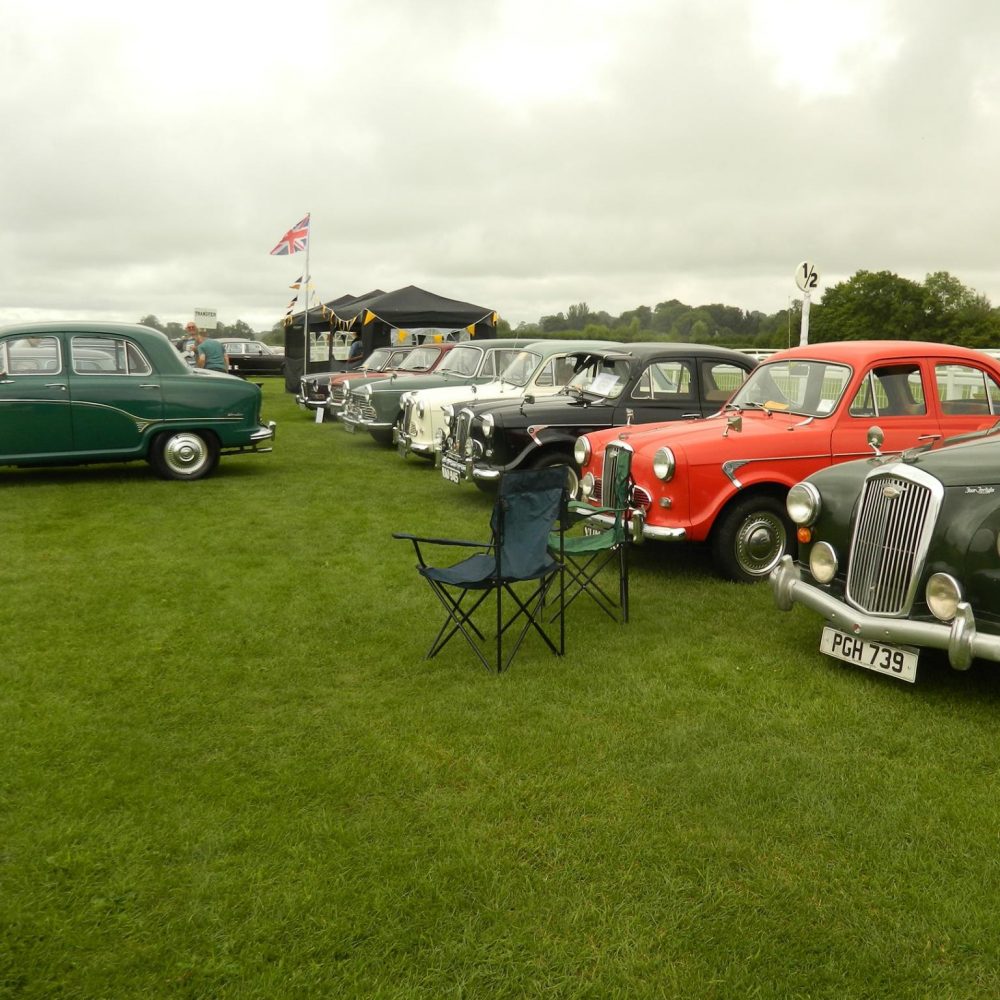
(420, 553), (559, 588)
(558, 528), (619, 554)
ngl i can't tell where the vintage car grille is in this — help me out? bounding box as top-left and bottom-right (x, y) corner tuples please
(453, 408), (474, 455)
(845, 469), (940, 616)
(593, 443), (634, 506)
(401, 397), (416, 433)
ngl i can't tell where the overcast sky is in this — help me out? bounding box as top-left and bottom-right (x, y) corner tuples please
(2, 0), (998, 332)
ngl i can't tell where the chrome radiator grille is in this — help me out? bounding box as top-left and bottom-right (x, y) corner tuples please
(453, 409), (474, 455)
(401, 397), (414, 429)
(845, 469), (939, 616)
(329, 384), (347, 404)
(595, 443), (631, 506)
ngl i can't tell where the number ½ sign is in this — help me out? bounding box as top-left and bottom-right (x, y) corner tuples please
(795, 262), (819, 293)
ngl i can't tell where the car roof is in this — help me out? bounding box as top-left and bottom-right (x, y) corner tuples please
(765, 340), (998, 366)
(564, 342), (756, 364)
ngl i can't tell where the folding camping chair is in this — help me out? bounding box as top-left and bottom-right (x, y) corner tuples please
(393, 466), (567, 673)
(552, 443), (632, 624)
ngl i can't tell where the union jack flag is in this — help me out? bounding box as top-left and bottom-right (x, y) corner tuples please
(269, 214), (310, 256)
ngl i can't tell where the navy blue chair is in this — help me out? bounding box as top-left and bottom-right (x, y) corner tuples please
(394, 467), (567, 672)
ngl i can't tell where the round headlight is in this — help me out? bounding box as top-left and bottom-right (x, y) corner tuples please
(580, 472), (595, 498)
(787, 482), (821, 526)
(808, 541), (838, 584)
(481, 413), (495, 438)
(574, 436), (591, 466)
(926, 573), (962, 622)
(652, 447), (675, 482)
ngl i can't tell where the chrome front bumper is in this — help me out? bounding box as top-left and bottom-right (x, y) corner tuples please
(770, 554), (1000, 671)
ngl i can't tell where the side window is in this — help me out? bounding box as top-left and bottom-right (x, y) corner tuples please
(126, 342), (152, 376)
(702, 361), (746, 405)
(535, 359), (557, 387)
(631, 361), (693, 400)
(936, 364), (998, 415)
(850, 364), (925, 417)
(3, 336), (61, 374)
(72, 336), (152, 375)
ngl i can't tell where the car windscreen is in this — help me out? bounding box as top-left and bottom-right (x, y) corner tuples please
(566, 357), (631, 399)
(498, 350), (543, 387)
(398, 347), (441, 371)
(729, 359), (852, 417)
(363, 348), (395, 371)
(436, 345), (482, 377)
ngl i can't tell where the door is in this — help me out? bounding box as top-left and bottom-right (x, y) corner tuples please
(0, 334), (74, 459)
(67, 334), (163, 455)
(620, 358), (700, 424)
(830, 363), (941, 460)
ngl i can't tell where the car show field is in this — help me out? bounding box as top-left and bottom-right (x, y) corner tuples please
(6, 377), (1000, 998)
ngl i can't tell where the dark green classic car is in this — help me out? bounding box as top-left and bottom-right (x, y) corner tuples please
(0, 321), (275, 480)
(772, 427), (1000, 682)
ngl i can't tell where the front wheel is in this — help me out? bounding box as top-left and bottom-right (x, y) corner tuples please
(710, 494), (792, 583)
(150, 431), (220, 481)
(531, 453), (580, 499)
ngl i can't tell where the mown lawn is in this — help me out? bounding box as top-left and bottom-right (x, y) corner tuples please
(4, 380), (1000, 999)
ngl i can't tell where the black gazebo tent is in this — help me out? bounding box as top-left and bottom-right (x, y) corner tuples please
(283, 285), (497, 392)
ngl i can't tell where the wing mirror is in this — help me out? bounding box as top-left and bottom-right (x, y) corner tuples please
(867, 425), (884, 457)
(723, 413), (742, 437)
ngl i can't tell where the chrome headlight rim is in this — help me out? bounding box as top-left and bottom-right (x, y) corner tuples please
(481, 413), (495, 438)
(574, 436), (591, 466)
(787, 481), (822, 526)
(580, 472), (595, 498)
(652, 446), (675, 482)
(926, 573), (963, 622)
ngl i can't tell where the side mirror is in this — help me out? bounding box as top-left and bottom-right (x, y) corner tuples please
(867, 425), (884, 457)
(723, 413), (742, 437)
(523, 394), (535, 405)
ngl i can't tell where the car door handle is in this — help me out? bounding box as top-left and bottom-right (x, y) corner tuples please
(44, 383), (67, 391)
(140, 383), (160, 389)
(918, 433), (942, 441)
(0, 378), (13, 384)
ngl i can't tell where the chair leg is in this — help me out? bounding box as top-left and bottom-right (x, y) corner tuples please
(557, 550), (622, 623)
(424, 581), (493, 671)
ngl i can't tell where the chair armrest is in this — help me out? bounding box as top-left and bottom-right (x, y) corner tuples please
(393, 532), (492, 549)
(566, 502), (626, 518)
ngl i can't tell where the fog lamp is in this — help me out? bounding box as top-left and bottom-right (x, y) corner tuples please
(927, 573), (962, 622)
(580, 472), (595, 499)
(808, 541), (838, 583)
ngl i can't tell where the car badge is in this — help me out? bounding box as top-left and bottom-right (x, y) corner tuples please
(965, 486), (996, 495)
(883, 485), (901, 499)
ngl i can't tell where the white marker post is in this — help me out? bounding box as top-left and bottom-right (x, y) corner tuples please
(795, 262), (819, 346)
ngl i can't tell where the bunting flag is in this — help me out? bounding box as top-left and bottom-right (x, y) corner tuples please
(289, 274), (307, 289)
(269, 214), (310, 256)
(363, 309), (376, 325)
(466, 323), (476, 336)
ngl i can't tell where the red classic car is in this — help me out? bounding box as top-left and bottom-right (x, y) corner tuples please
(574, 340), (1000, 582)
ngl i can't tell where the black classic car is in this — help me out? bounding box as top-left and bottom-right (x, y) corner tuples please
(772, 427), (1000, 682)
(218, 339), (285, 377)
(439, 343), (755, 494)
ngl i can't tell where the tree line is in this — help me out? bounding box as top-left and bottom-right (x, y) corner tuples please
(509, 270), (1000, 350)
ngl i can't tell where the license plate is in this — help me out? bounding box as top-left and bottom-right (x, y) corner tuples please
(344, 421), (356, 434)
(583, 523), (604, 536)
(441, 457), (463, 484)
(820, 626), (918, 683)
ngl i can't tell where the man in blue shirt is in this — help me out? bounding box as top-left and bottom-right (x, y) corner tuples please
(194, 330), (229, 373)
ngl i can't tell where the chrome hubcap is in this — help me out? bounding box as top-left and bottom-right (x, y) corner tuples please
(736, 512), (786, 577)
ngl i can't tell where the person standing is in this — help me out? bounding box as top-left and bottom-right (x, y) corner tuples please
(347, 331), (364, 365)
(194, 328), (228, 373)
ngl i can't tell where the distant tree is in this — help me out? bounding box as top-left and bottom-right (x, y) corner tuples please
(810, 270), (931, 342)
(582, 323), (612, 340)
(139, 314), (163, 331)
(540, 312), (568, 333)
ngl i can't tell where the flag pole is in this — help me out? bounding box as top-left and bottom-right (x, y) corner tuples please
(303, 212), (311, 379)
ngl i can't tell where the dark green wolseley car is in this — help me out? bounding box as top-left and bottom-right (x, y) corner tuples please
(772, 427), (1000, 683)
(0, 321), (275, 480)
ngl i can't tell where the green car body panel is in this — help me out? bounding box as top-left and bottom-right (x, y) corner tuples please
(0, 321), (275, 477)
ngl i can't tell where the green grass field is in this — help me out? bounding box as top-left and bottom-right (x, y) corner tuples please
(4, 380), (1000, 999)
